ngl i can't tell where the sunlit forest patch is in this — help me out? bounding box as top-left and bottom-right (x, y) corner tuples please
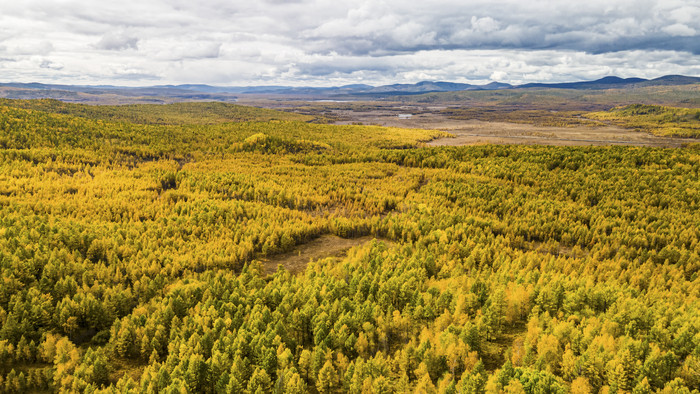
(588, 104), (700, 138)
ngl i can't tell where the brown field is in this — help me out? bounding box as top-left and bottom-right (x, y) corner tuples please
(319, 105), (697, 148)
(232, 98), (699, 148)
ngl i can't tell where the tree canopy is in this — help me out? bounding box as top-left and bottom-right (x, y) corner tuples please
(0, 100), (698, 393)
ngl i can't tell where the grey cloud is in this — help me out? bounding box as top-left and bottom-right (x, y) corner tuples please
(111, 71), (160, 80)
(662, 23), (697, 36)
(182, 43), (221, 60)
(39, 60), (63, 70)
(153, 42), (222, 61)
(293, 1), (700, 55)
(295, 58), (400, 77)
(96, 33), (138, 50)
(10, 41), (54, 56)
(264, 0), (304, 4)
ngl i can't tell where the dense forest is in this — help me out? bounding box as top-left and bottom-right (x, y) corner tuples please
(0, 100), (698, 393)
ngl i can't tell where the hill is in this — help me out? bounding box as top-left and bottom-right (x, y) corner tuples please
(0, 99), (313, 125)
(399, 83), (700, 110)
(2, 75), (698, 104)
(520, 76), (648, 89)
(588, 104), (700, 138)
(520, 75), (700, 90)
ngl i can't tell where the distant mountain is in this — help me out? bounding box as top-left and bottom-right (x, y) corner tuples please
(0, 82), (240, 103)
(367, 81), (476, 93)
(482, 82), (512, 90)
(326, 80), (513, 96)
(232, 81), (510, 95)
(339, 84), (373, 89)
(642, 75), (700, 86)
(0, 75), (698, 102)
(155, 84), (246, 93)
(519, 76), (648, 90)
(518, 75), (700, 90)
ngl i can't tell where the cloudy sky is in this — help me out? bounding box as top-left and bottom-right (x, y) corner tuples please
(1, 0), (699, 86)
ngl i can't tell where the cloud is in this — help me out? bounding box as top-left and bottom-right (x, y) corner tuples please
(96, 32), (138, 51)
(111, 71), (160, 80)
(152, 42), (222, 61)
(471, 16), (500, 34)
(0, 0), (698, 86)
(291, 0), (700, 55)
(9, 41), (54, 56)
(490, 71), (508, 81)
(39, 59), (64, 70)
(662, 23), (697, 37)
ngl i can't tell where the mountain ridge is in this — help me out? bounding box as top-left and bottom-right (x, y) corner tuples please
(1, 75), (699, 101)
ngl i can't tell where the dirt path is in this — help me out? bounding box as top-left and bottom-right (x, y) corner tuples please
(260, 235), (385, 275)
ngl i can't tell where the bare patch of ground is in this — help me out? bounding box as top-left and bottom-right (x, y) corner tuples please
(260, 235), (386, 275)
(249, 99), (697, 148)
(425, 119), (697, 148)
(326, 107), (696, 148)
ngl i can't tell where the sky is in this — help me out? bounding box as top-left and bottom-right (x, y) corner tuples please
(1, 0), (699, 87)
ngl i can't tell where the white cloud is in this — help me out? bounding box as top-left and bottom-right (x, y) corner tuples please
(490, 71), (508, 81)
(10, 41), (54, 56)
(39, 59), (64, 70)
(96, 33), (139, 51)
(662, 23), (697, 37)
(471, 16), (500, 34)
(0, 0), (697, 86)
(151, 42), (221, 61)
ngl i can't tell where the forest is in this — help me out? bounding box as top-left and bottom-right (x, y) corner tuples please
(0, 99), (698, 393)
(587, 105), (700, 138)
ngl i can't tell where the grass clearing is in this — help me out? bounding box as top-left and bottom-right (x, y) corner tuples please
(260, 235), (389, 275)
